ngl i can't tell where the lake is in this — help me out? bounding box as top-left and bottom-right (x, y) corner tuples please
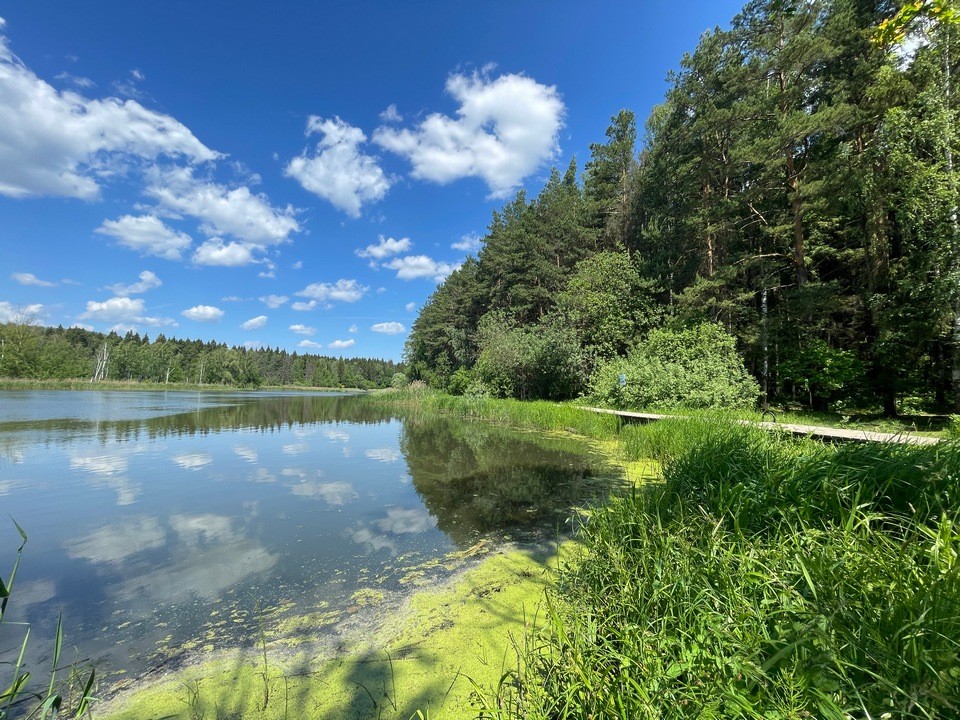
(0, 390), (608, 691)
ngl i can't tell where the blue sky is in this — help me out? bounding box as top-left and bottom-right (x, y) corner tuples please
(0, 1), (744, 361)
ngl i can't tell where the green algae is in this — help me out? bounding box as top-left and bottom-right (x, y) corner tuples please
(97, 545), (566, 720)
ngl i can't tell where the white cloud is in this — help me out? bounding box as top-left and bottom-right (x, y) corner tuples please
(374, 72), (564, 198)
(383, 255), (459, 282)
(284, 116), (390, 218)
(0, 23), (218, 200)
(291, 300), (317, 312)
(192, 238), (256, 267)
(11, 272), (55, 287)
(0, 302), (44, 323)
(329, 338), (355, 350)
(242, 315), (267, 331)
(106, 270), (161, 296)
(78, 296), (175, 327)
(259, 294), (288, 309)
(96, 214), (193, 261)
(146, 166), (299, 246)
(371, 322), (406, 335)
(54, 71), (95, 89)
(356, 235), (412, 260)
(221, 295), (244, 302)
(452, 232), (482, 252)
(379, 104), (403, 123)
(298, 340), (323, 349)
(295, 279), (367, 304)
(289, 323), (315, 335)
(348, 324), (358, 333)
(405, 302), (416, 312)
(181, 305), (223, 322)
(291, 260), (302, 270)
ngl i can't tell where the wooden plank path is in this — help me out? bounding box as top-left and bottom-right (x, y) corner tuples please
(582, 407), (941, 446)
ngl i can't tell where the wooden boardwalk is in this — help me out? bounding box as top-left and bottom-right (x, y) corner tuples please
(582, 407), (941, 446)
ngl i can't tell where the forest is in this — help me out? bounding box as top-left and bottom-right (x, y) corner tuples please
(406, 0), (959, 416)
(0, 322), (401, 389)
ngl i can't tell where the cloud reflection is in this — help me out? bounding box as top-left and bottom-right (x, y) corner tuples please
(69, 451), (141, 505)
(66, 515), (167, 564)
(233, 445), (258, 463)
(376, 507), (437, 534)
(172, 453), (213, 470)
(291, 481), (358, 506)
(365, 448), (400, 463)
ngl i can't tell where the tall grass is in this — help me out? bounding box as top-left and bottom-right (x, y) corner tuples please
(480, 422), (960, 718)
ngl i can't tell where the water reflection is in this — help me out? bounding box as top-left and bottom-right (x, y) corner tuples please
(0, 390), (615, 688)
(66, 516), (166, 564)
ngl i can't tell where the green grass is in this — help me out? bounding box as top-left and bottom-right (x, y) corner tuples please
(480, 421), (960, 718)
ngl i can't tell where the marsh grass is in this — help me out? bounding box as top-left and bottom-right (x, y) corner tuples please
(474, 419), (960, 718)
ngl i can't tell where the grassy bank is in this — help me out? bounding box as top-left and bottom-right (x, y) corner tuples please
(370, 391), (960, 718)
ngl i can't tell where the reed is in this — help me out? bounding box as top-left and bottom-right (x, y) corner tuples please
(477, 420), (960, 718)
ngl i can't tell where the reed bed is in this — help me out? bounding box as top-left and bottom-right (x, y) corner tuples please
(480, 422), (960, 718)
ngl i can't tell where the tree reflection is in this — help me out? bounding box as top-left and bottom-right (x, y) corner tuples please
(399, 414), (614, 546)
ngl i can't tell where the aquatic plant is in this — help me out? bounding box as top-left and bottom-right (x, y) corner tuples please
(1, 522), (96, 719)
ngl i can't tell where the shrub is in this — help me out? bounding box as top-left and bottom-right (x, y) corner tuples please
(590, 322), (759, 410)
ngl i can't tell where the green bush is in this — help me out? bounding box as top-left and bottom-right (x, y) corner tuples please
(590, 322), (759, 410)
(473, 313), (586, 400)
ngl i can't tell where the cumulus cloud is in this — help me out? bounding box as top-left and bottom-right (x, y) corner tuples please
(284, 116), (390, 218)
(145, 166), (299, 246)
(96, 214), (193, 260)
(78, 296), (175, 327)
(0, 22), (218, 200)
(348, 324), (358, 333)
(289, 324), (315, 335)
(259, 294), (288, 309)
(356, 235), (412, 261)
(452, 233), (482, 253)
(329, 338), (355, 349)
(383, 255), (459, 282)
(192, 238), (256, 267)
(379, 104), (403, 123)
(181, 305), (223, 322)
(0, 302), (44, 323)
(405, 302), (416, 312)
(241, 315), (267, 331)
(298, 340), (323, 349)
(374, 72), (564, 198)
(371, 322), (405, 335)
(11, 272), (55, 287)
(291, 300), (317, 312)
(295, 279), (367, 304)
(106, 270), (161, 296)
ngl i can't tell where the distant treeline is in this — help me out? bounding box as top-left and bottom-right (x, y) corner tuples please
(406, 0), (959, 415)
(0, 323), (401, 389)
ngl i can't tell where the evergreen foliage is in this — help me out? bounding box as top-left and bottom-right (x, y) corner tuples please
(0, 322), (399, 389)
(406, 0), (959, 414)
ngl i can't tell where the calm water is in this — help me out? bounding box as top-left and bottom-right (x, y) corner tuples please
(0, 390), (607, 686)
